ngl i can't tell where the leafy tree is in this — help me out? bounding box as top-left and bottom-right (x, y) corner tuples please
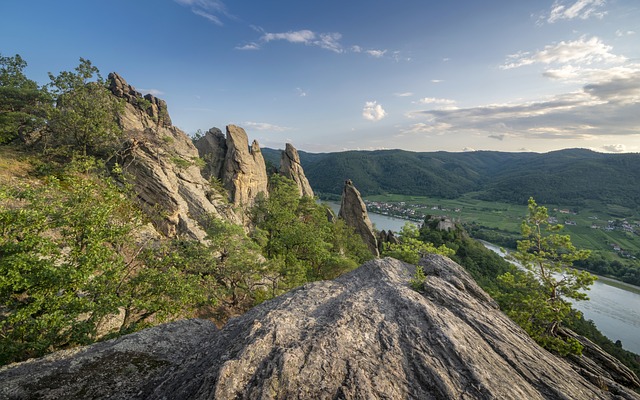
(496, 197), (595, 355)
(382, 222), (454, 264)
(251, 175), (371, 297)
(46, 58), (123, 156)
(0, 54), (50, 144)
(0, 158), (202, 364)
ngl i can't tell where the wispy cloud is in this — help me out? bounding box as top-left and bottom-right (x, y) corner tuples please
(296, 87), (307, 97)
(243, 121), (291, 132)
(501, 36), (625, 70)
(417, 97), (457, 106)
(366, 49), (387, 58)
(259, 29), (344, 53)
(236, 42), (260, 50)
(615, 29), (636, 37)
(362, 101), (387, 121)
(174, 0), (229, 25)
(602, 144), (626, 153)
(394, 92), (413, 97)
(138, 88), (164, 96)
(543, 0), (607, 24)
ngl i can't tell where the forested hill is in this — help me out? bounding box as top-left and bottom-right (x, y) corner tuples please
(261, 148), (640, 208)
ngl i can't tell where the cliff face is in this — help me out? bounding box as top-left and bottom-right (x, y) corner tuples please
(194, 125), (269, 209)
(339, 179), (379, 256)
(280, 142), (314, 198)
(107, 73), (240, 240)
(3, 256), (636, 400)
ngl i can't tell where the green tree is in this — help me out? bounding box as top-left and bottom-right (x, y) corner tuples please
(0, 54), (50, 144)
(382, 222), (454, 264)
(251, 175), (371, 297)
(0, 158), (203, 364)
(496, 197), (595, 355)
(46, 58), (123, 156)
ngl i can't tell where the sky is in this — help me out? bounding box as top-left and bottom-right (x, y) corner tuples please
(1, 0), (639, 153)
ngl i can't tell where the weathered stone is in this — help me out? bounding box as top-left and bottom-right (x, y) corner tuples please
(194, 127), (227, 180)
(280, 143), (314, 197)
(222, 124), (269, 208)
(377, 229), (400, 254)
(107, 73), (241, 240)
(108, 73), (171, 128)
(0, 319), (216, 400)
(2, 257), (637, 399)
(339, 179), (379, 256)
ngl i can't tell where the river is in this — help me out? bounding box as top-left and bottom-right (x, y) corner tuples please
(324, 201), (640, 354)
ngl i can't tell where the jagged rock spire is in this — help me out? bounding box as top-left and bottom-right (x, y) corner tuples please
(279, 143), (314, 198)
(339, 179), (379, 256)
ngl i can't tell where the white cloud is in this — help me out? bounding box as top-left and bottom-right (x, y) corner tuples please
(545, 0), (607, 24)
(236, 42), (260, 50)
(394, 92), (413, 97)
(417, 97), (457, 106)
(366, 49), (387, 58)
(296, 87), (307, 97)
(138, 88), (164, 96)
(262, 30), (316, 44)
(243, 122), (290, 132)
(260, 30), (344, 53)
(543, 63), (640, 84)
(192, 9), (222, 25)
(174, 0), (228, 25)
(616, 30), (636, 37)
(351, 45), (362, 53)
(431, 79), (444, 83)
(502, 36), (625, 70)
(362, 101), (387, 121)
(602, 144), (626, 153)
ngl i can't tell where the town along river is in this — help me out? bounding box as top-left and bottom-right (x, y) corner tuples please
(325, 202), (640, 354)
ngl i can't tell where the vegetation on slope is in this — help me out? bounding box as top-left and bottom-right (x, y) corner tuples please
(0, 55), (372, 365)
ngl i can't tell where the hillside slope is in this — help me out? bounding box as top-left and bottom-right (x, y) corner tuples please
(263, 148), (640, 208)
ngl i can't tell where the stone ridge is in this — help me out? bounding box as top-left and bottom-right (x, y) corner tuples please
(2, 256), (636, 399)
(107, 73), (241, 239)
(280, 143), (314, 197)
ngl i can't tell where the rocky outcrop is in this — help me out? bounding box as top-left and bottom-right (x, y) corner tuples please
(222, 125), (269, 207)
(0, 319), (217, 400)
(193, 127), (227, 181)
(108, 72), (171, 128)
(194, 125), (269, 208)
(280, 143), (314, 197)
(339, 179), (379, 256)
(377, 229), (400, 254)
(2, 256), (637, 399)
(108, 73), (240, 240)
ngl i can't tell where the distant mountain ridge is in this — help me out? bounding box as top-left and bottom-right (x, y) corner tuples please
(262, 148), (640, 208)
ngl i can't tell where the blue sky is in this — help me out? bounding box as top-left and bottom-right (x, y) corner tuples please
(2, 0), (639, 153)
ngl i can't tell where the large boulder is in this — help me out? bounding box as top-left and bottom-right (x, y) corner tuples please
(107, 73), (240, 240)
(2, 256), (637, 399)
(339, 179), (379, 256)
(280, 143), (314, 197)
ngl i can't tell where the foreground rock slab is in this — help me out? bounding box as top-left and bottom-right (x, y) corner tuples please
(1, 256), (638, 399)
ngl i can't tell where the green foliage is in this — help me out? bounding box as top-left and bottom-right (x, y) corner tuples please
(0, 53), (51, 144)
(382, 222), (454, 264)
(409, 265), (427, 291)
(45, 58), (123, 156)
(0, 158), (211, 364)
(497, 197), (595, 355)
(251, 175), (371, 298)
